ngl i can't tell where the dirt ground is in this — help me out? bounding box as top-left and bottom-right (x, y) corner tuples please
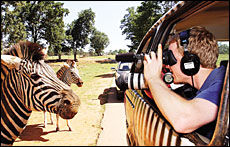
(13, 58), (127, 146)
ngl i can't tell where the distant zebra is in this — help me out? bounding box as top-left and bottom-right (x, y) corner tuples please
(1, 41), (81, 146)
(44, 60), (83, 131)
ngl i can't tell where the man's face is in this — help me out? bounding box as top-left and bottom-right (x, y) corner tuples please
(168, 42), (190, 84)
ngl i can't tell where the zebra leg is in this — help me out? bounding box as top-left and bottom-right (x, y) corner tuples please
(56, 114), (60, 131)
(49, 112), (54, 125)
(44, 111), (47, 128)
(67, 120), (72, 131)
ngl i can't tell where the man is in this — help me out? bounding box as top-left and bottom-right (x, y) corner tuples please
(143, 26), (226, 140)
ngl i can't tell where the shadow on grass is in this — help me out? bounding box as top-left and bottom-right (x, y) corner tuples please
(95, 59), (117, 64)
(95, 73), (114, 78)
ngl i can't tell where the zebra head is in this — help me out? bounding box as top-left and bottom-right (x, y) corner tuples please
(1, 41), (81, 145)
(1, 55), (81, 119)
(57, 60), (83, 87)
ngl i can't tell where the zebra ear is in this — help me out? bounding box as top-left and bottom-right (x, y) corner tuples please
(63, 62), (70, 68)
(42, 47), (48, 58)
(1, 55), (22, 70)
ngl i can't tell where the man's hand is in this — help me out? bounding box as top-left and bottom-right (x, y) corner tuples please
(143, 44), (163, 85)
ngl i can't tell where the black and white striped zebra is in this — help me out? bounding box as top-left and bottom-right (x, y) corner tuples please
(57, 60), (83, 87)
(43, 60), (83, 131)
(1, 41), (81, 146)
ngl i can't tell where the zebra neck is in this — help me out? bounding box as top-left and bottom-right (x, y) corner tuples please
(57, 68), (71, 86)
(1, 69), (33, 145)
(1, 95), (32, 145)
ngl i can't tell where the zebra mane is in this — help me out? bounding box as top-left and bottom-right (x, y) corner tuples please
(2, 40), (47, 61)
(56, 64), (69, 79)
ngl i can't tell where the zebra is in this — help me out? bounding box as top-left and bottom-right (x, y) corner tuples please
(1, 41), (81, 146)
(43, 60), (83, 131)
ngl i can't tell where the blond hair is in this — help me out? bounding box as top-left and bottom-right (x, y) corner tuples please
(168, 26), (218, 68)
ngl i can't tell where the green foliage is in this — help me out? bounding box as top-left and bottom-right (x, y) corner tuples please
(42, 2), (69, 54)
(71, 8), (95, 51)
(1, 1), (68, 51)
(65, 21), (75, 49)
(1, 1), (27, 47)
(90, 29), (110, 56)
(120, 1), (178, 52)
(218, 43), (229, 54)
(107, 49), (128, 55)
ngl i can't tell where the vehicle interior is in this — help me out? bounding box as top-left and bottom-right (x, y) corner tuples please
(128, 1), (229, 146)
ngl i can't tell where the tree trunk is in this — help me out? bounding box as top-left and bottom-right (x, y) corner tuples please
(58, 53), (61, 60)
(74, 52), (77, 61)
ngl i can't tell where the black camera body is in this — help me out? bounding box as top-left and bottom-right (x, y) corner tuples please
(115, 49), (177, 70)
(115, 51), (174, 90)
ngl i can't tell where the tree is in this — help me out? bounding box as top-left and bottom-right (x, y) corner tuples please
(120, 7), (137, 52)
(118, 49), (128, 54)
(65, 21), (75, 52)
(42, 2), (69, 59)
(1, 1), (27, 48)
(1, 1), (69, 56)
(120, 1), (177, 52)
(71, 8), (95, 60)
(218, 43), (229, 54)
(90, 29), (110, 56)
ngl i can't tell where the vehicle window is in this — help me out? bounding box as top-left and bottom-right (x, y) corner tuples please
(119, 63), (132, 71)
(217, 41), (229, 67)
(122, 66), (130, 71)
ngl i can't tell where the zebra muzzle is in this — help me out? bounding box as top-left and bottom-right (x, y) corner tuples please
(57, 90), (81, 120)
(77, 82), (83, 87)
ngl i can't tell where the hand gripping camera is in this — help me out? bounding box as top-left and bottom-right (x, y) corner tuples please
(115, 50), (175, 90)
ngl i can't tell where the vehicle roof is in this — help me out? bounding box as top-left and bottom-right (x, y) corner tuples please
(174, 1), (229, 41)
(143, 1), (229, 42)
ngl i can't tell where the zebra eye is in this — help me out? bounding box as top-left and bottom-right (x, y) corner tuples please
(30, 73), (40, 81)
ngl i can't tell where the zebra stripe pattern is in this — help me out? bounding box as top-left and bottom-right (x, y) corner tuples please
(125, 89), (195, 146)
(1, 41), (80, 145)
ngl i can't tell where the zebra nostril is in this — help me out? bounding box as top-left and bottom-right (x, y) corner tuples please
(63, 100), (71, 105)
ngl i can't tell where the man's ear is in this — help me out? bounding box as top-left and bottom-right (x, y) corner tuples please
(1, 55), (22, 70)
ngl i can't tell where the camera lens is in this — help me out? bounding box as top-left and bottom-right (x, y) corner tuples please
(128, 73), (148, 90)
(163, 49), (177, 66)
(163, 72), (174, 84)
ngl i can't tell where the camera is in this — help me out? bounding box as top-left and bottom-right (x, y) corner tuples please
(115, 50), (174, 90)
(115, 49), (177, 67)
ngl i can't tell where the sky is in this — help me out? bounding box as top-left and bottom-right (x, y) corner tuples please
(58, 1), (143, 52)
